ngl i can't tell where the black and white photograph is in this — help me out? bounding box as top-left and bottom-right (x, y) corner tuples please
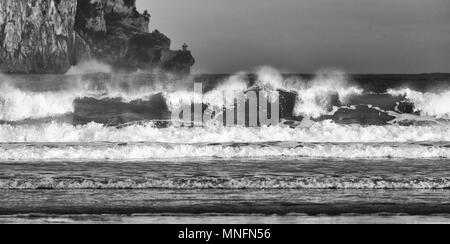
(0, 0), (449, 227)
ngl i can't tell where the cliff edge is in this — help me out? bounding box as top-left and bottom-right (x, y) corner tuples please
(0, 0), (194, 74)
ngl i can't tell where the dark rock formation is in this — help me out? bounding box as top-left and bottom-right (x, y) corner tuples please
(0, 0), (78, 74)
(0, 0), (194, 74)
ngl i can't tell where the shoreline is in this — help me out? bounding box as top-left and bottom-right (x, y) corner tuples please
(1, 189), (449, 216)
(2, 214), (450, 224)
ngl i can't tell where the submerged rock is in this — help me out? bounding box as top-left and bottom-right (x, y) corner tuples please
(0, 0), (195, 74)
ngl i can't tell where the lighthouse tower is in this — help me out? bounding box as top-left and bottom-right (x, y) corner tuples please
(182, 43), (188, 51)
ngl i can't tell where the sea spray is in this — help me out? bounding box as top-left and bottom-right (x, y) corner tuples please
(0, 67), (448, 126)
(388, 88), (450, 119)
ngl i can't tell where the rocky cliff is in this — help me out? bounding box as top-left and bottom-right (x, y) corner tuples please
(0, 0), (194, 74)
(0, 0), (77, 73)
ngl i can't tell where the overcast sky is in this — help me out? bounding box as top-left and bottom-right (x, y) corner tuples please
(137, 0), (450, 74)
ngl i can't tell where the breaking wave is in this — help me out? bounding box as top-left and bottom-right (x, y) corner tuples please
(164, 68), (363, 118)
(0, 67), (449, 125)
(0, 85), (77, 121)
(0, 120), (449, 144)
(388, 88), (450, 119)
(0, 68), (374, 123)
(0, 67), (449, 163)
(0, 141), (449, 161)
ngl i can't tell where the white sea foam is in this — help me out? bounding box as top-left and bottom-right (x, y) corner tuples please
(0, 141), (449, 161)
(0, 67), (447, 123)
(0, 78), (178, 121)
(1, 175), (449, 189)
(165, 67), (364, 120)
(388, 88), (450, 119)
(164, 72), (249, 111)
(0, 121), (449, 143)
(254, 66), (285, 90)
(286, 70), (363, 118)
(0, 85), (80, 121)
(0, 73), (205, 121)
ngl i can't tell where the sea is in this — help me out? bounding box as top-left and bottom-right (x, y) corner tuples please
(0, 68), (450, 224)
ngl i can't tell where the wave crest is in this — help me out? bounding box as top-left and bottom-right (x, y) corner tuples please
(0, 121), (450, 143)
(388, 88), (450, 119)
(0, 141), (449, 161)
